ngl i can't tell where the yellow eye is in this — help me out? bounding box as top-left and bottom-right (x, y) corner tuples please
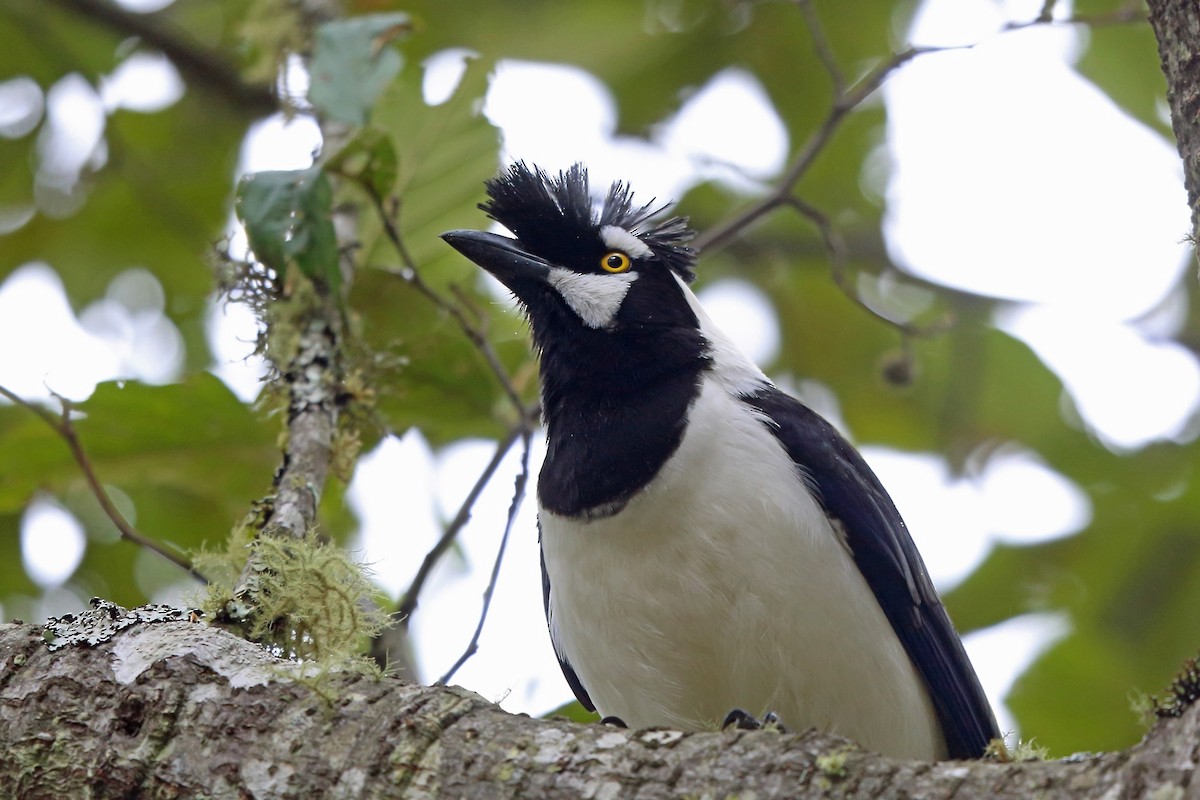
(601, 251), (632, 273)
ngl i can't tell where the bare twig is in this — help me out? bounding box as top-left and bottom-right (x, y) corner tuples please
(368, 192), (531, 418)
(785, 196), (955, 337)
(0, 383), (208, 583)
(1004, 4), (1148, 31)
(696, 4), (1145, 257)
(695, 45), (940, 254)
(438, 425), (533, 685)
(793, 0), (845, 94)
(395, 421), (529, 628)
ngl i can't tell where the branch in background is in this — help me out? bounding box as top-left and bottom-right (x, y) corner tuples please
(438, 426), (533, 685)
(392, 422), (528, 632)
(1006, 3), (1148, 31)
(369, 191), (534, 419)
(46, 0), (277, 115)
(696, 6), (1147, 254)
(694, 44), (937, 255)
(785, 195), (955, 339)
(0, 383), (207, 584)
(792, 0), (845, 95)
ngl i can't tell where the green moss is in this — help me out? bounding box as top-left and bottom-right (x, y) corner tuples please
(985, 736), (1049, 762)
(199, 528), (390, 665)
(815, 746), (852, 778)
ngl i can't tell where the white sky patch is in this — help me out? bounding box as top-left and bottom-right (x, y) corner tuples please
(963, 612), (1071, 737)
(346, 431), (441, 600)
(236, 113), (321, 174)
(698, 279), (781, 367)
(207, 299), (268, 403)
(114, 0), (175, 11)
(0, 263), (119, 400)
(659, 67), (788, 190)
(423, 48), (475, 106)
(885, 1), (1189, 321)
(0, 76), (44, 139)
(21, 498), (86, 588)
(79, 268), (184, 386)
(599, 225), (652, 258)
(976, 446), (1092, 544)
(862, 448), (992, 588)
(547, 267), (639, 329)
(1000, 306), (1200, 450)
(100, 51), (184, 113)
(409, 435), (564, 710)
(862, 444), (1090, 589)
(38, 74), (106, 186)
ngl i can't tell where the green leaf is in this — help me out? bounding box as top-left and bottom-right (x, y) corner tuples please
(236, 166), (340, 292)
(326, 127), (400, 199)
(0, 375), (275, 525)
(542, 699), (600, 724)
(308, 13), (413, 126)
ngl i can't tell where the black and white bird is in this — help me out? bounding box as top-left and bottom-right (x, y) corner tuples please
(442, 163), (999, 760)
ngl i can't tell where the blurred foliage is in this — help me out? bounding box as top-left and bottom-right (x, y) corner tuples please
(0, 0), (1196, 758)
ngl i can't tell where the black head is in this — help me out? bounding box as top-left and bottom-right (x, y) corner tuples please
(478, 162), (696, 282)
(442, 163), (703, 348)
(443, 163), (714, 515)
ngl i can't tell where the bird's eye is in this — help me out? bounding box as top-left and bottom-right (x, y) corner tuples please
(601, 251), (632, 274)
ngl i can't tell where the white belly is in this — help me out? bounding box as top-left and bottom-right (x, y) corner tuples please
(540, 378), (946, 759)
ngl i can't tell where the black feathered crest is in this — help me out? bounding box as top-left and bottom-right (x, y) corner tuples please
(480, 162), (698, 282)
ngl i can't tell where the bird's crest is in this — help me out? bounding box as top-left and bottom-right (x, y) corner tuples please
(480, 162), (698, 282)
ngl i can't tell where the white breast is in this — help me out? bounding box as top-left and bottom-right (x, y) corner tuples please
(540, 377), (946, 759)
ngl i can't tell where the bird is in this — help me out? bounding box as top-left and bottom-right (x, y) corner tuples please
(442, 162), (999, 760)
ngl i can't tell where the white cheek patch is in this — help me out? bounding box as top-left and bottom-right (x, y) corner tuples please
(548, 268), (639, 329)
(600, 225), (653, 259)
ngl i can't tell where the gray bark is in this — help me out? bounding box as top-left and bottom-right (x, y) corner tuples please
(1148, 0), (1200, 241)
(1, 619), (1198, 799)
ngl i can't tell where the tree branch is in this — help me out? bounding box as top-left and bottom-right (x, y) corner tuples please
(369, 191), (534, 420)
(1147, 0), (1200, 242)
(437, 426), (533, 684)
(695, 44), (937, 254)
(2, 619), (1197, 798)
(44, 0), (277, 115)
(0, 384), (206, 583)
(392, 422), (528, 631)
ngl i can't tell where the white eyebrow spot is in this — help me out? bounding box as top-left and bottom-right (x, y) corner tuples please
(548, 268), (639, 329)
(600, 225), (653, 259)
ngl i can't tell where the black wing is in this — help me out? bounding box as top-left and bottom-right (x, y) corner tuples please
(743, 386), (1000, 758)
(540, 526), (595, 712)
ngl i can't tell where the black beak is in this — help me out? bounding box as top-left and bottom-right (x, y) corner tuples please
(442, 230), (552, 292)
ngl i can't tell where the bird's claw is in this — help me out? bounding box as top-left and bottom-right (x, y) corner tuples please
(722, 709), (788, 732)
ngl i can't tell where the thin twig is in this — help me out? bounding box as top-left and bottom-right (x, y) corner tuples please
(368, 191), (530, 417)
(0, 383), (208, 584)
(438, 425), (533, 685)
(785, 195), (954, 337)
(1004, 5), (1148, 31)
(395, 421), (529, 628)
(696, 1), (1145, 256)
(695, 45), (940, 254)
(794, 0), (845, 94)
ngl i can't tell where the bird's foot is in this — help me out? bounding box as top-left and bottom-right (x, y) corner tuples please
(721, 709), (789, 733)
(600, 715), (628, 728)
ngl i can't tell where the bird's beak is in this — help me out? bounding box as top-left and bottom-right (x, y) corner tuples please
(442, 230), (552, 292)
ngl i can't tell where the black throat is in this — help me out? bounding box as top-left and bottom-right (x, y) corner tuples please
(536, 322), (711, 518)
